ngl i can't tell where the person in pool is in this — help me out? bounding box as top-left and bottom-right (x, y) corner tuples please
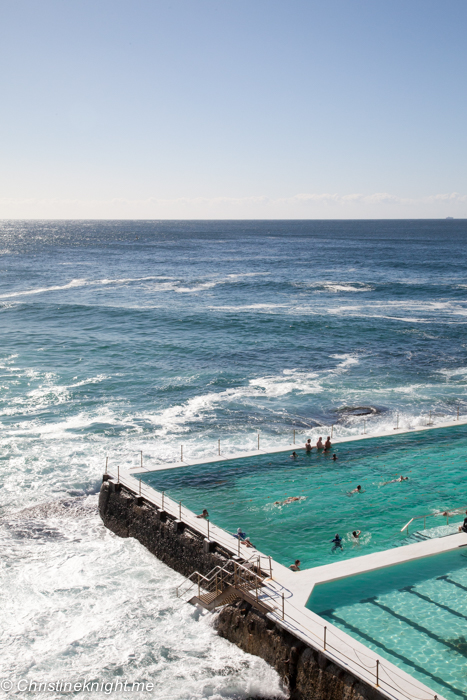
(274, 496), (304, 505)
(331, 534), (343, 550)
(290, 451), (298, 459)
(350, 485), (362, 494)
(332, 454), (338, 461)
(289, 559), (301, 571)
(352, 530), (361, 539)
(324, 436), (332, 451)
(383, 476), (409, 485)
(305, 439), (313, 452)
(458, 511), (467, 533)
(316, 437), (324, 449)
(196, 509), (209, 519)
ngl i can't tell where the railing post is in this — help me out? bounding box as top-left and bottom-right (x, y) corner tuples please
(117, 465), (120, 483)
(255, 573), (258, 601)
(105, 456), (108, 474)
(181, 445), (183, 462)
(282, 592), (285, 620)
(457, 407), (460, 421)
(323, 625), (326, 650)
(215, 572), (218, 595)
(376, 659), (379, 687)
(218, 439), (220, 456)
(238, 537), (240, 556)
(293, 429), (295, 445)
(140, 450), (143, 469)
(258, 432), (260, 450)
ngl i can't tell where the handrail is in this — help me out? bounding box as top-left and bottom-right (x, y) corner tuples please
(401, 505), (467, 534)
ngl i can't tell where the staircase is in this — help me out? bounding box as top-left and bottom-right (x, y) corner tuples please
(176, 557), (274, 614)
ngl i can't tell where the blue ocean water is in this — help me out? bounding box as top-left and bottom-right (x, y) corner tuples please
(1, 219), (467, 698)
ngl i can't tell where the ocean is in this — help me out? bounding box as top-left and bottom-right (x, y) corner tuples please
(1, 219), (466, 699)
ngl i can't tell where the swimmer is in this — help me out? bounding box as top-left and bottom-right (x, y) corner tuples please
(316, 437), (324, 449)
(458, 511), (467, 533)
(349, 485), (362, 494)
(324, 436), (332, 451)
(196, 509), (209, 519)
(331, 534), (343, 550)
(234, 527), (247, 540)
(305, 439), (313, 452)
(332, 453), (337, 461)
(290, 451), (298, 459)
(383, 476), (409, 485)
(274, 496), (305, 505)
(289, 559), (301, 571)
(352, 530), (361, 539)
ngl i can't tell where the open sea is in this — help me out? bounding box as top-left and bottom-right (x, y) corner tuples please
(1, 219), (467, 699)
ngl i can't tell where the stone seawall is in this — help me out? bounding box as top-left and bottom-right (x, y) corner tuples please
(99, 480), (385, 700)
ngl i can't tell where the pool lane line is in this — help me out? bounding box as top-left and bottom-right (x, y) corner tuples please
(320, 609), (465, 699)
(399, 585), (467, 621)
(436, 575), (467, 593)
(362, 597), (467, 658)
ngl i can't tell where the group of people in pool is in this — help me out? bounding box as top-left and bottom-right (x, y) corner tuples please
(289, 436), (337, 461)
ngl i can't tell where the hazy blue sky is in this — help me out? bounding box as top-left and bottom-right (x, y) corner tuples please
(1, 0), (466, 218)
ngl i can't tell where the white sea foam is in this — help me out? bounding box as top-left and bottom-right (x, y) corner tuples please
(0, 502), (284, 699)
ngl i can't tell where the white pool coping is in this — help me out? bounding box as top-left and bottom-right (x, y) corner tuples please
(128, 416), (467, 474)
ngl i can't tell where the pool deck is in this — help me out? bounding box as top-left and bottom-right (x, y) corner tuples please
(128, 415), (467, 475)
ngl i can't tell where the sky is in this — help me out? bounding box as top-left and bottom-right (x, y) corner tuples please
(0, 0), (466, 219)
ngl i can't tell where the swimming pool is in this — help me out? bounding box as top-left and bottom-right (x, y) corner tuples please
(307, 547), (467, 700)
(140, 424), (467, 568)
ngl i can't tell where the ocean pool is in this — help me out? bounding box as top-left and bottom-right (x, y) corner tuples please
(307, 547), (467, 700)
(141, 424), (467, 569)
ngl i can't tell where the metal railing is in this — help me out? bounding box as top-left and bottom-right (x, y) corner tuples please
(106, 467), (274, 564)
(401, 506), (467, 535)
(110, 405), (465, 470)
(177, 561), (438, 700)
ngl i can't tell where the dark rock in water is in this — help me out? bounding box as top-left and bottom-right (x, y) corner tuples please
(334, 406), (383, 418)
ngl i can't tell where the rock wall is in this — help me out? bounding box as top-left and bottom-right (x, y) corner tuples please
(99, 480), (385, 700)
(98, 480), (230, 578)
(216, 602), (383, 700)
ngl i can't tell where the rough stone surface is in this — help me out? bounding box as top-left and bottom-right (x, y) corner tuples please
(215, 603), (384, 700)
(99, 481), (385, 700)
(98, 481), (230, 578)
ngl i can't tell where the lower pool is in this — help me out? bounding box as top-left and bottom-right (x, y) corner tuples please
(307, 547), (467, 700)
(141, 424), (467, 569)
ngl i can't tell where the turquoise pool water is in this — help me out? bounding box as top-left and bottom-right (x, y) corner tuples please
(141, 424), (467, 569)
(307, 548), (467, 700)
